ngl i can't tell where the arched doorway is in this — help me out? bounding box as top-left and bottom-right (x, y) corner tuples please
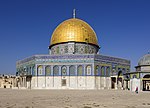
(86, 65), (92, 75)
(61, 66), (67, 87)
(111, 69), (116, 89)
(117, 71), (123, 89)
(143, 74), (150, 91)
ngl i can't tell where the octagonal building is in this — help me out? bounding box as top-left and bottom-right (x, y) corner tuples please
(128, 53), (150, 91)
(16, 14), (130, 89)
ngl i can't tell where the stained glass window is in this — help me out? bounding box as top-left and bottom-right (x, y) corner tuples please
(61, 66), (67, 76)
(106, 67), (110, 77)
(77, 65), (83, 76)
(95, 65), (99, 75)
(101, 66), (105, 76)
(37, 65), (43, 75)
(53, 66), (59, 76)
(69, 65), (76, 75)
(45, 66), (51, 76)
(86, 65), (91, 75)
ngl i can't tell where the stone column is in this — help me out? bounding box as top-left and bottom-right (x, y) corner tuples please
(36, 64), (38, 87)
(43, 65), (46, 88)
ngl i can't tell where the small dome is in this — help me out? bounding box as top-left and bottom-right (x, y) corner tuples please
(49, 18), (99, 48)
(138, 54), (150, 66)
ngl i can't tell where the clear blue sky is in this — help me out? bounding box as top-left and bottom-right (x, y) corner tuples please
(0, 0), (150, 74)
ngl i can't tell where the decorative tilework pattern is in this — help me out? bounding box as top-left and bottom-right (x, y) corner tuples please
(16, 54), (130, 77)
(50, 42), (99, 55)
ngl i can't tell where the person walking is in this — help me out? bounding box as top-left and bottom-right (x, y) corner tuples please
(135, 87), (138, 94)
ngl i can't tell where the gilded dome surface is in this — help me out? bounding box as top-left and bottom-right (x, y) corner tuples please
(50, 18), (99, 47)
(138, 54), (150, 66)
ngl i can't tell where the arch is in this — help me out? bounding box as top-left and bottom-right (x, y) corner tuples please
(32, 66), (35, 75)
(45, 66), (51, 76)
(95, 65), (99, 75)
(110, 68), (115, 76)
(118, 68), (121, 71)
(86, 65), (92, 75)
(69, 65), (76, 76)
(133, 75), (137, 78)
(23, 67), (27, 72)
(53, 65), (59, 76)
(101, 66), (105, 76)
(37, 65), (43, 75)
(61, 66), (67, 76)
(26, 67), (29, 74)
(118, 70), (123, 76)
(27, 67), (29, 74)
(122, 68), (126, 74)
(26, 68), (28, 75)
(143, 74), (150, 78)
(77, 65), (83, 76)
(143, 74), (150, 91)
(106, 67), (110, 77)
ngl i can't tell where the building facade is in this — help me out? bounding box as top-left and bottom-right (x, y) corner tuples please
(16, 16), (130, 89)
(0, 75), (17, 88)
(128, 54), (150, 91)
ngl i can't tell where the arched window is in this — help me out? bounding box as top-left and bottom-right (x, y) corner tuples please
(53, 66), (59, 76)
(26, 67), (29, 74)
(106, 67), (110, 77)
(101, 66), (105, 76)
(32, 66), (35, 75)
(110, 68), (115, 76)
(30, 67), (32, 75)
(56, 46), (59, 54)
(118, 71), (123, 76)
(69, 65), (76, 76)
(45, 66), (51, 76)
(95, 65), (99, 75)
(127, 69), (129, 73)
(61, 66), (67, 76)
(86, 65), (92, 75)
(143, 74), (150, 78)
(133, 75), (137, 78)
(122, 68), (126, 74)
(37, 65), (43, 75)
(23, 67), (26, 73)
(77, 65), (83, 76)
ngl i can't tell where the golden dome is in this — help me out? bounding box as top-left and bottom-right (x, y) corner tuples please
(50, 18), (99, 47)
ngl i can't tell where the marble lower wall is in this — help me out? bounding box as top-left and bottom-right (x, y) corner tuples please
(30, 76), (111, 89)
